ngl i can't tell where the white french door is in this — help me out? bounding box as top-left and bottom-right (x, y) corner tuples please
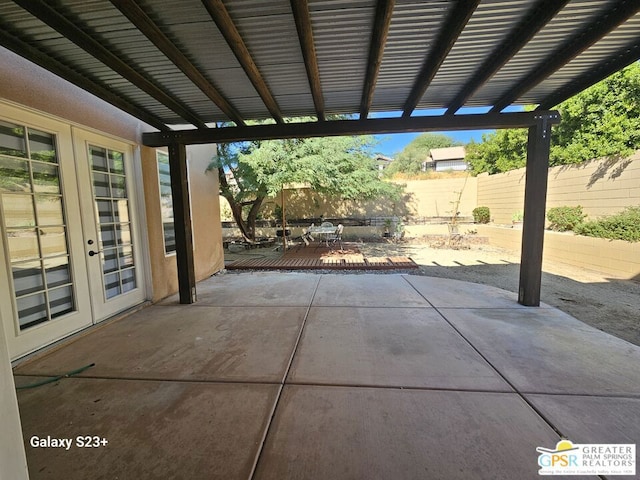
(73, 128), (145, 322)
(0, 104), (146, 359)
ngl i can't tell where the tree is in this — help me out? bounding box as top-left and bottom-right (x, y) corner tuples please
(210, 132), (402, 242)
(467, 62), (640, 174)
(383, 133), (459, 177)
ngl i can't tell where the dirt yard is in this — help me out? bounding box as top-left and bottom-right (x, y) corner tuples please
(360, 241), (640, 347)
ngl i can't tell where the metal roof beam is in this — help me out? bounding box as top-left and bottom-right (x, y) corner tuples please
(402, 0), (480, 118)
(201, 0), (282, 124)
(12, 0), (207, 129)
(359, 0), (395, 120)
(290, 0), (325, 121)
(0, 25), (169, 131)
(446, 0), (570, 115)
(490, 0), (640, 113)
(538, 41), (640, 110)
(144, 111), (560, 147)
(111, 0), (245, 126)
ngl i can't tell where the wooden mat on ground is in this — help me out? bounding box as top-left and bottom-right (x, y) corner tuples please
(226, 244), (418, 271)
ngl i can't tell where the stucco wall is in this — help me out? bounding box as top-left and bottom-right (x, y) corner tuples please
(225, 176), (478, 222)
(142, 145), (224, 302)
(477, 152), (640, 224)
(0, 46), (149, 143)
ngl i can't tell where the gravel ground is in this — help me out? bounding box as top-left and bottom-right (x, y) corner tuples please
(225, 240), (640, 346)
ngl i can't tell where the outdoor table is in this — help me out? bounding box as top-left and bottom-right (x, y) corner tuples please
(308, 225), (337, 247)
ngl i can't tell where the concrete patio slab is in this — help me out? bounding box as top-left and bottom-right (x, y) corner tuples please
(15, 305), (307, 383)
(526, 394), (640, 444)
(404, 275), (552, 308)
(442, 307), (640, 395)
(312, 274), (429, 307)
(288, 306), (512, 391)
(16, 377), (278, 480)
(12, 272), (638, 479)
(162, 272), (320, 307)
(254, 386), (597, 480)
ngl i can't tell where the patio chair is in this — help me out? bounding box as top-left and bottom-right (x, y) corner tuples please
(300, 223), (315, 246)
(328, 223), (344, 250)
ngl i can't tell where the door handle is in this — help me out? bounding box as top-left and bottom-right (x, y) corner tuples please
(88, 250), (101, 257)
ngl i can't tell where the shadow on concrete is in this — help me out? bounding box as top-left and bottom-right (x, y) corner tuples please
(411, 260), (640, 347)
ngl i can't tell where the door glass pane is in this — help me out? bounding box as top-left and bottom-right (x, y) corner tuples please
(36, 195), (64, 225)
(103, 248), (118, 273)
(49, 286), (74, 318)
(32, 163), (60, 193)
(16, 293), (47, 329)
(88, 145), (136, 300)
(40, 227), (68, 258)
(90, 146), (108, 172)
(28, 129), (57, 163)
(45, 259), (71, 288)
(0, 121), (26, 158)
(0, 121), (76, 330)
(92, 172), (110, 197)
(7, 229), (39, 262)
(3, 194), (35, 227)
(12, 261), (44, 296)
(0, 156), (31, 193)
(104, 272), (121, 299)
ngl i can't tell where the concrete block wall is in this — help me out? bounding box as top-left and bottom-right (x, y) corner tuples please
(477, 151), (640, 224)
(476, 225), (640, 280)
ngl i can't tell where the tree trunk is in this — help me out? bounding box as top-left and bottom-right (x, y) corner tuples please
(218, 167), (264, 242)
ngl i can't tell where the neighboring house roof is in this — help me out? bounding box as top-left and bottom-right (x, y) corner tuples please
(429, 146), (466, 162)
(375, 155), (394, 168)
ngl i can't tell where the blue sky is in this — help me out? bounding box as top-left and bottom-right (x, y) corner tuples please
(372, 106), (523, 157)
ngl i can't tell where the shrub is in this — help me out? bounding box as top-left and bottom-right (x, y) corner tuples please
(472, 206), (490, 224)
(574, 206), (640, 242)
(546, 206), (586, 231)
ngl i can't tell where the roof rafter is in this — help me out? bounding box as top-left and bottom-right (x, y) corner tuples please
(144, 111), (560, 147)
(290, 0), (325, 121)
(359, 0), (395, 120)
(490, 0), (640, 113)
(201, 0), (282, 124)
(12, 0), (208, 129)
(402, 0), (480, 118)
(0, 26), (168, 131)
(111, 0), (246, 126)
(445, 0), (570, 115)
(538, 41), (640, 110)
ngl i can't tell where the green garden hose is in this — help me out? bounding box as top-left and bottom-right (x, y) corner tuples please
(15, 363), (95, 390)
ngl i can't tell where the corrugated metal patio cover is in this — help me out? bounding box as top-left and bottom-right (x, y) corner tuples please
(1, 0), (638, 131)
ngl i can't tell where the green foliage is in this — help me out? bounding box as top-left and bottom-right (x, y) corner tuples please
(209, 118), (402, 240)
(466, 128), (529, 175)
(383, 133), (458, 177)
(550, 63), (640, 165)
(574, 206), (640, 242)
(546, 206), (586, 231)
(468, 63), (640, 174)
(472, 206), (490, 224)
(512, 211), (524, 222)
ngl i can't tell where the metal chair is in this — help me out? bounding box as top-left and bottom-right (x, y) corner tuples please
(328, 224), (344, 250)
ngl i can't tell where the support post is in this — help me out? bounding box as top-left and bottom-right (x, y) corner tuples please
(168, 142), (196, 304)
(518, 116), (552, 306)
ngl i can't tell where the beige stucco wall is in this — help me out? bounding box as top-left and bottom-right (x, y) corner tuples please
(224, 176), (478, 222)
(142, 145), (224, 302)
(477, 152), (640, 224)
